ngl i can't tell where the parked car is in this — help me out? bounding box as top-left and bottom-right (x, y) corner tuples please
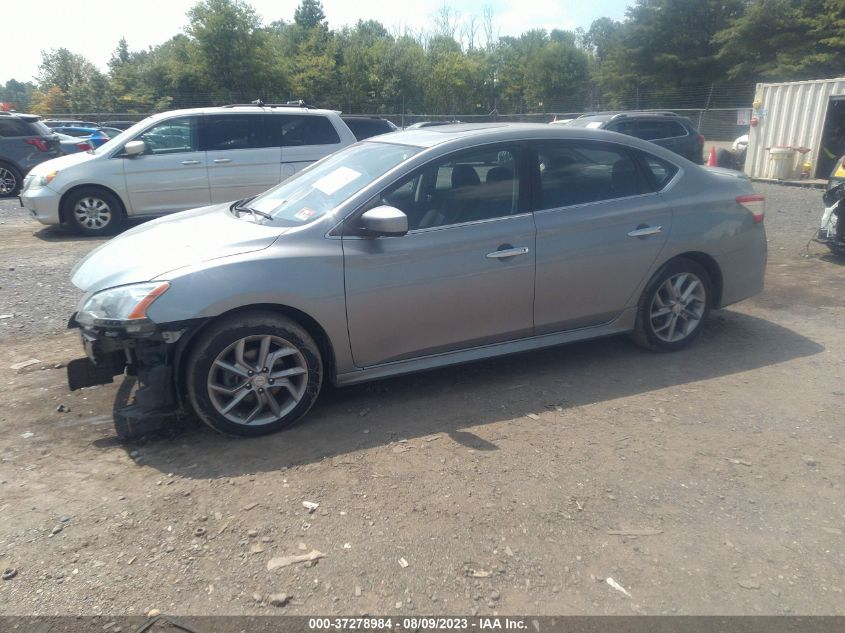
(0, 111), (62, 197)
(20, 103), (357, 234)
(568, 112), (705, 163)
(341, 115), (398, 140)
(50, 126), (111, 148)
(43, 119), (99, 129)
(55, 133), (93, 155)
(98, 127), (126, 139)
(102, 120), (139, 130)
(65, 123), (767, 437)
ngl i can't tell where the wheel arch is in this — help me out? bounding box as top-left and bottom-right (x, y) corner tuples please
(661, 251), (723, 308)
(59, 183), (127, 224)
(173, 303), (338, 405)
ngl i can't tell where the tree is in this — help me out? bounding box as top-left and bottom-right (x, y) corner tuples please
(294, 0), (327, 30)
(30, 86), (68, 115)
(187, 0), (283, 102)
(36, 49), (99, 94)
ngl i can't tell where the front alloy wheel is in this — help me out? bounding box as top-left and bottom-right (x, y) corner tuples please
(207, 335), (309, 426)
(72, 196), (113, 231)
(187, 312), (323, 436)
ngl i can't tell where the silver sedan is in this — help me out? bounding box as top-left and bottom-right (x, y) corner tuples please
(66, 123), (767, 436)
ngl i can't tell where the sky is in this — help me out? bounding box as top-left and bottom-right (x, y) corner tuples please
(1, 0), (631, 84)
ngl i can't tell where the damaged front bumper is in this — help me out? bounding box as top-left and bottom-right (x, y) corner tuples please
(66, 314), (201, 429)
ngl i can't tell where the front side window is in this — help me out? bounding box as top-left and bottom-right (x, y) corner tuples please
(137, 117), (198, 155)
(536, 141), (647, 210)
(202, 114), (264, 151)
(376, 145), (522, 230)
(249, 141), (420, 226)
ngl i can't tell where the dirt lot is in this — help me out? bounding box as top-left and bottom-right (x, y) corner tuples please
(0, 184), (843, 618)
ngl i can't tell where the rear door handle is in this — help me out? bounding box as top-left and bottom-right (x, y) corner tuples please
(487, 246), (530, 259)
(181, 160), (201, 165)
(213, 158), (232, 164)
(627, 225), (663, 238)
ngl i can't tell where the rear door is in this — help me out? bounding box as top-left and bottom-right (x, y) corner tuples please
(272, 114), (345, 179)
(123, 115), (210, 215)
(531, 140), (673, 334)
(202, 114), (282, 203)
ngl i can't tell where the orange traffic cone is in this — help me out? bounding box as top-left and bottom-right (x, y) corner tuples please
(707, 146), (718, 167)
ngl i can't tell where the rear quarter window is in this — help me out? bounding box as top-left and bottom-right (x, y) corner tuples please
(272, 115), (341, 146)
(639, 152), (679, 190)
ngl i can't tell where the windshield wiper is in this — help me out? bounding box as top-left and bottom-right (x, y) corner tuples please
(232, 202), (272, 221)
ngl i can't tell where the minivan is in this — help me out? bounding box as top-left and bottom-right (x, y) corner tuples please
(20, 104), (356, 235)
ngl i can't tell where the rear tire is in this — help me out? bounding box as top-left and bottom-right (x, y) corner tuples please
(186, 312), (323, 437)
(63, 187), (124, 236)
(0, 162), (22, 198)
(631, 258), (712, 352)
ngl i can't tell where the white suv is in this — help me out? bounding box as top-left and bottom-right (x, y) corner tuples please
(20, 103), (357, 235)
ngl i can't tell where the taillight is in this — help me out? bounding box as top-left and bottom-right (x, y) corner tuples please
(699, 134), (705, 146)
(737, 194), (765, 223)
(75, 142), (92, 151)
(25, 138), (50, 152)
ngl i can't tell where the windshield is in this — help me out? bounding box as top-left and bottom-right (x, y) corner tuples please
(249, 142), (421, 226)
(93, 116), (155, 154)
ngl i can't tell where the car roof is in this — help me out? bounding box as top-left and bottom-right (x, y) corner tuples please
(374, 122), (691, 159)
(145, 105), (342, 121)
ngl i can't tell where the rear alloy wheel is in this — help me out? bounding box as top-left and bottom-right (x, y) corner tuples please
(64, 187), (124, 235)
(632, 258), (712, 352)
(187, 313), (323, 436)
(0, 163), (22, 197)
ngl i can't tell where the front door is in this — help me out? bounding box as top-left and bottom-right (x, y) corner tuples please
(123, 115), (210, 215)
(342, 144), (536, 367)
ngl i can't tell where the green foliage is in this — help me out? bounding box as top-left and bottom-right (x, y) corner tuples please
(16, 0), (845, 117)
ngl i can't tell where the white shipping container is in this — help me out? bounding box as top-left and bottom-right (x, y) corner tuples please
(745, 77), (845, 180)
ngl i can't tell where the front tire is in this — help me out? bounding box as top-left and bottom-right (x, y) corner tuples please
(186, 312), (323, 436)
(0, 162), (22, 198)
(64, 187), (124, 236)
(631, 258), (712, 352)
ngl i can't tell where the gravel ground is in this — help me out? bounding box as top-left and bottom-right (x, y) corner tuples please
(1, 182), (844, 618)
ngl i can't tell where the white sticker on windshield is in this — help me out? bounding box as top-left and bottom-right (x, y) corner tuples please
(586, 121), (603, 129)
(313, 166), (362, 195)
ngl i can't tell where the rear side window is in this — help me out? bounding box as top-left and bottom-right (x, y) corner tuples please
(202, 114), (265, 151)
(637, 120), (687, 140)
(535, 141), (648, 210)
(0, 118), (33, 137)
(269, 115), (341, 146)
(639, 153), (679, 190)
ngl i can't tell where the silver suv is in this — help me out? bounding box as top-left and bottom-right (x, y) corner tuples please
(20, 103), (356, 234)
(0, 112), (62, 197)
(66, 123), (767, 437)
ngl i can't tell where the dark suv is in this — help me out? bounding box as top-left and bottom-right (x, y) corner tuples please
(340, 115), (398, 140)
(568, 112), (704, 164)
(0, 112), (62, 197)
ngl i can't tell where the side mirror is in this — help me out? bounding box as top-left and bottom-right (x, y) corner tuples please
(359, 206), (408, 237)
(123, 140), (145, 157)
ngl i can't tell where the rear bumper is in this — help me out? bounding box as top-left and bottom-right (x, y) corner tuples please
(19, 185), (61, 225)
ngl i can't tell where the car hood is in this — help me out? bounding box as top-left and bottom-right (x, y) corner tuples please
(71, 203), (286, 293)
(29, 150), (97, 175)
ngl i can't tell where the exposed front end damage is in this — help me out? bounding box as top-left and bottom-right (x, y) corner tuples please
(66, 314), (199, 437)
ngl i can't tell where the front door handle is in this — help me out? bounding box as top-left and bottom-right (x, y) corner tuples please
(627, 225), (663, 238)
(213, 158), (232, 164)
(487, 246), (530, 259)
(181, 160), (201, 165)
